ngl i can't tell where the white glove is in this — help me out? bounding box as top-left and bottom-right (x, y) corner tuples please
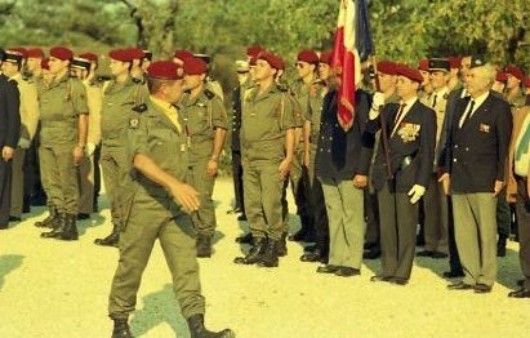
(86, 143), (96, 157)
(369, 92), (385, 120)
(408, 184), (426, 204)
(18, 138), (31, 149)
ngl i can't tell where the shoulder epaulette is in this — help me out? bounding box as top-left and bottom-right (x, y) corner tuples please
(132, 77), (143, 84)
(204, 89), (216, 100)
(132, 103), (148, 113)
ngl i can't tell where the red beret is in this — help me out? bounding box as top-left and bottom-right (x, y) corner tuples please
(183, 57), (208, 75)
(26, 48), (45, 59)
(495, 72), (508, 83)
(79, 53), (98, 63)
(147, 61), (181, 80)
(246, 45), (263, 58)
(505, 65), (524, 81)
(523, 76), (530, 88)
(297, 50), (319, 64)
(41, 58), (50, 70)
(417, 58), (429, 72)
(396, 64), (423, 83)
(174, 50), (194, 61)
(50, 47), (73, 61)
(258, 51), (283, 70)
(127, 47), (144, 60)
(448, 56), (461, 69)
(376, 60), (397, 75)
(249, 55), (258, 66)
(319, 51), (332, 65)
(108, 49), (132, 63)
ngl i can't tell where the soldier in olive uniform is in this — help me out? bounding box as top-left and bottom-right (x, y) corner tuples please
(234, 51), (300, 268)
(107, 61), (233, 338)
(505, 65), (526, 109)
(36, 47), (89, 240)
(180, 57), (228, 258)
(94, 48), (148, 247)
(1, 49), (39, 222)
(128, 47), (147, 84)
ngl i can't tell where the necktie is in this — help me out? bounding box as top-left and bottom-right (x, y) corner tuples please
(459, 99), (475, 128)
(431, 94), (437, 108)
(391, 103), (407, 137)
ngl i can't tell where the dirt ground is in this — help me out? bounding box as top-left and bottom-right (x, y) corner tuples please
(1, 177), (529, 338)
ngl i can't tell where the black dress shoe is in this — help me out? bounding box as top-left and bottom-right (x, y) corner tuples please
(431, 251), (448, 259)
(316, 265), (340, 274)
(363, 248), (381, 260)
(474, 283), (492, 293)
(335, 267), (360, 277)
(508, 287), (530, 298)
(443, 270), (465, 278)
(370, 275), (391, 282)
(447, 281), (475, 290)
(300, 250), (323, 263)
(9, 216), (21, 222)
(416, 250), (434, 257)
(389, 277), (409, 285)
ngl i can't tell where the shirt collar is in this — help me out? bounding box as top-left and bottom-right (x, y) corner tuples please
(149, 95), (173, 112)
(470, 91), (489, 108)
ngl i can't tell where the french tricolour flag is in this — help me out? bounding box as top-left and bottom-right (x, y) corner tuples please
(332, 0), (374, 128)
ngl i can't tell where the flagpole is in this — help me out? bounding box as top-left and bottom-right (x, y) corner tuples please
(370, 54), (393, 179)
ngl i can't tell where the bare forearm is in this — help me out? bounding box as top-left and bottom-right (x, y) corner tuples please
(303, 120), (311, 155)
(77, 114), (89, 145)
(284, 128), (295, 161)
(211, 128), (227, 160)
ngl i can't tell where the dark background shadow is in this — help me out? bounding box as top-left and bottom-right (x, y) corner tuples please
(0, 254), (25, 291)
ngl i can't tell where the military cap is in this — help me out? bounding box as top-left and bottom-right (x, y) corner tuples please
(258, 51), (283, 70)
(147, 61), (182, 80)
(41, 58), (50, 70)
(71, 57), (91, 71)
(26, 48), (45, 59)
(50, 47), (73, 61)
(143, 50), (153, 61)
(235, 60), (249, 73)
(428, 58), (450, 72)
(79, 53), (98, 63)
(3, 48), (26, 63)
(183, 57), (208, 75)
(495, 72), (508, 83)
(448, 56), (461, 69)
(194, 54), (211, 64)
(128, 47), (145, 60)
(246, 45), (263, 58)
(297, 50), (319, 65)
(469, 55), (486, 69)
(417, 58), (429, 72)
(108, 49), (132, 63)
(505, 65), (524, 80)
(174, 50), (194, 61)
(523, 76), (530, 88)
(319, 51), (332, 65)
(377, 60), (397, 75)
(396, 64), (423, 83)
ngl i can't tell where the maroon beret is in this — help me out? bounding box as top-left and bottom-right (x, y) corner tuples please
(417, 58), (429, 72)
(505, 65), (524, 81)
(448, 56), (461, 69)
(319, 51), (332, 65)
(174, 50), (194, 61)
(147, 61), (181, 80)
(26, 48), (45, 59)
(523, 76), (530, 88)
(297, 50), (319, 65)
(108, 49), (131, 63)
(495, 72), (508, 83)
(396, 64), (423, 83)
(376, 60), (397, 75)
(127, 47), (144, 60)
(41, 58), (50, 70)
(183, 57), (208, 75)
(258, 51), (283, 70)
(79, 53), (98, 63)
(50, 46), (73, 61)
(246, 45), (263, 58)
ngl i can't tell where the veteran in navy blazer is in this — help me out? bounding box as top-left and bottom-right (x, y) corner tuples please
(441, 58), (512, 293)
(367, 64), (436, 285)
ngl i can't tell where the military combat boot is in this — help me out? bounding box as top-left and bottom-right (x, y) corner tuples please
(276, 232), (288, 257)
(196, 234), (212, 258)
(233, 237), (267, 265)
(258, 238), (279, 268)
(34, 205), (59, 228)
(112, 318), (134, 338)
(95, 223), (120, 247)
(187, 314), (234, 338)
(41, 213), (66, 238)
(56, 213), (79, 241)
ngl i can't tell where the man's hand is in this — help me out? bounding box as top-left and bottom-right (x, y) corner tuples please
(352, 174), (368, 189)
(207, 159), (218, 177)
(438, 173), (450, 196)
(369, 92), (385, 120)
(73, 146), (85, 166)
(408, 184), (426, 204)
(168, 181), (200, 214)
(278, 158), (292, 180)
(493, 180), (504, 197)
(2, 146), (15, 161)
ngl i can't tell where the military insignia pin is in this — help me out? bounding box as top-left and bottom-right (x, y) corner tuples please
(129, 118), (139, 128)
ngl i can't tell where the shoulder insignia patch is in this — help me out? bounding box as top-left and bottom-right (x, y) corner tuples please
(129, 118), (140, 129)
(132, 103), (148, 113)
(204, 89), (215, 100)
